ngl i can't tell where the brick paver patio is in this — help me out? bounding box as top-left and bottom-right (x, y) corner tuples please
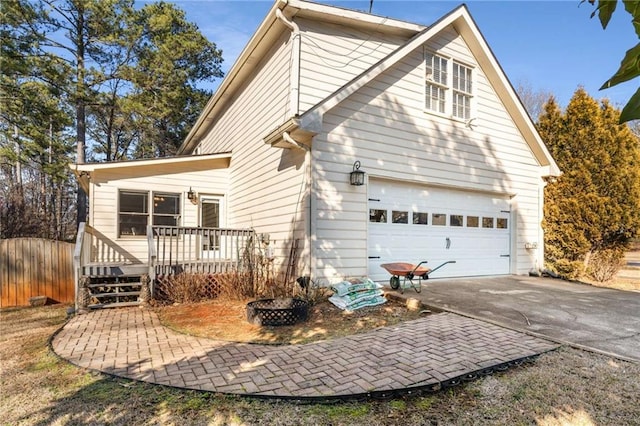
(52, 308), (557, 400)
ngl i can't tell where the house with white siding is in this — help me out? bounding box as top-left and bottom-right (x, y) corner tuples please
(72, 0), (560, 304)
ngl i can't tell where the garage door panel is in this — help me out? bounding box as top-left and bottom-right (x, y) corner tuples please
(368, 180), (511, 281)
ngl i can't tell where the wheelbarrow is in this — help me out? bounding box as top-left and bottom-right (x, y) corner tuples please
(380, 261), (456, 293)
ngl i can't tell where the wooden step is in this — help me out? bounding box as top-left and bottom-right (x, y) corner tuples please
(91, 291), (141, 298)
(82, 264), (148, 277)
(88, 301), (141, 309)
(88, 282), (142, 289)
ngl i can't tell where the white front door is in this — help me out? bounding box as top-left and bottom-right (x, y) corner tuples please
(200, 196), (225, 259)
(368, 180), (511, 281)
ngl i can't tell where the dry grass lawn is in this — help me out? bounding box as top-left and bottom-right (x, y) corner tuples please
(2, 303), (640, 425)
(157, 297), (430, 344)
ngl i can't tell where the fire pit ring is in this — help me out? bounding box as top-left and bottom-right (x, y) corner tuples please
(246, 298), (308, 326)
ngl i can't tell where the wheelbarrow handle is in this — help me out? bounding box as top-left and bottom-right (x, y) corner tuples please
(426, 260), (456, 276)
(410, 261), (429, 276)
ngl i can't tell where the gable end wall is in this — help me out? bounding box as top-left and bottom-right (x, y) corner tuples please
(312, 26), (545, 281)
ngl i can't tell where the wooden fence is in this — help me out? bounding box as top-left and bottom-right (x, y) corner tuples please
(0, 238), (75, 308)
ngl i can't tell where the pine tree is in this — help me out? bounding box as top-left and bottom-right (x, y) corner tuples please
(2, 0), (224, 235)
(539, 88), (640, 280)
(1, 0), (76, 239)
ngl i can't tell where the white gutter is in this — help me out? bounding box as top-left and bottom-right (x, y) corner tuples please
(276, 8), (301, 117)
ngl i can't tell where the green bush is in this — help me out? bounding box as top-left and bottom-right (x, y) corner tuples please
(548, 259), (585, 281)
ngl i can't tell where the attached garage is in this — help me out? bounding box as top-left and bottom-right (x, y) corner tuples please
(367, 179), (512, 281)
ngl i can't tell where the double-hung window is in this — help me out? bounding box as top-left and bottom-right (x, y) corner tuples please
(118, 190), (180, 237)
(452, 62), (473, 120)
(119, 190), (149, 236)
(153, 193), (180, 226)
(425, 49), (474, 119)
(425, 52), (448, 114)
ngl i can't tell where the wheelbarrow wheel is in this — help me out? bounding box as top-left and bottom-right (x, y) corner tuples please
(389, 276), (400, 290)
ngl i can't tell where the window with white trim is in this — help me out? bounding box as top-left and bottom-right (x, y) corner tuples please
(153, 193), (180, 227)
(118, 190), (180, 237)
(425, 49), (474, 119)
(452, 62), (473, 119)
(119, 190), (149, 236)
(425, 52), (448, 114)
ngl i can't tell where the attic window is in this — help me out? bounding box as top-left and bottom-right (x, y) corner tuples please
(425, 52), (448, 114)
(453, 62), (473, 120)
(425, 49), (474, 120)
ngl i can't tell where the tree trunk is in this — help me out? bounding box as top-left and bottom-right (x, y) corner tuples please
(75, 5), (87, 225)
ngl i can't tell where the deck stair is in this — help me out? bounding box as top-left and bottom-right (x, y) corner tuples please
(82, 264), (148, 309)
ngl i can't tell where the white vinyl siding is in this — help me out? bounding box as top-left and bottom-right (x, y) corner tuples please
(297, 17), (408, 113)
(197, 31), (310, 273)
(311, 26), (545, 282)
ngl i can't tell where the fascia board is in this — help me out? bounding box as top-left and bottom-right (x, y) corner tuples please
(287, 0), (424, 34)
(69, 152), (232, 175)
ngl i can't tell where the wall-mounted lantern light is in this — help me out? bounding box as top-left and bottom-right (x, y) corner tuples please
(350, 161), (365, 186)
(187, 187), (197, 204)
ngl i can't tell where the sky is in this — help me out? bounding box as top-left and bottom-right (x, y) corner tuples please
(168, 0), (637, 110)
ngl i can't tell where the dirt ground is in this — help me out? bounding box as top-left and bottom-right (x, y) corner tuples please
(156, 296), (433, 344)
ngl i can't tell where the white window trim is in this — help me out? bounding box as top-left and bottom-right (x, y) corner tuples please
(117, 189), (182, 238)
(117, 189), (149, 239)
(424, 48), (475, 122)
(152, 191), (182, 228)
(452, 60), (474, 120)
(425, 50), (449, 117)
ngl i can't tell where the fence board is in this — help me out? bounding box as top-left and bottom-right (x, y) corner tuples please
(0, 238), (75, 308)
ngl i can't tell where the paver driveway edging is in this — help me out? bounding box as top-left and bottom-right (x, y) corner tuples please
(52, 308), (558, 402)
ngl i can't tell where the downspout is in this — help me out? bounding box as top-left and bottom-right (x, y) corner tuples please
(277, 7), (312, 281)
(282, 130), (312, 281)
(276, 9), (301, 117)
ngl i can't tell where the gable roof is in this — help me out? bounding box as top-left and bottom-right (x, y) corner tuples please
(180, 0), (559, 177)
(178, 0), (422, 155)
(295, 4), (560, 177)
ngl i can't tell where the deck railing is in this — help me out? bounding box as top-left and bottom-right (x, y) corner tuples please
(151, 226), (256, 276)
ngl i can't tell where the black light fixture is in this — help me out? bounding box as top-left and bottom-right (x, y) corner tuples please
(187, 187), (197, 203)
(350, 161), (365, 186)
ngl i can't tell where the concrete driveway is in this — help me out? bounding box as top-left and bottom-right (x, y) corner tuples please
(401, 275), (640, 362)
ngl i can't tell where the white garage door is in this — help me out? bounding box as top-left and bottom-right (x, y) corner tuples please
(368, 179), (511, 281)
